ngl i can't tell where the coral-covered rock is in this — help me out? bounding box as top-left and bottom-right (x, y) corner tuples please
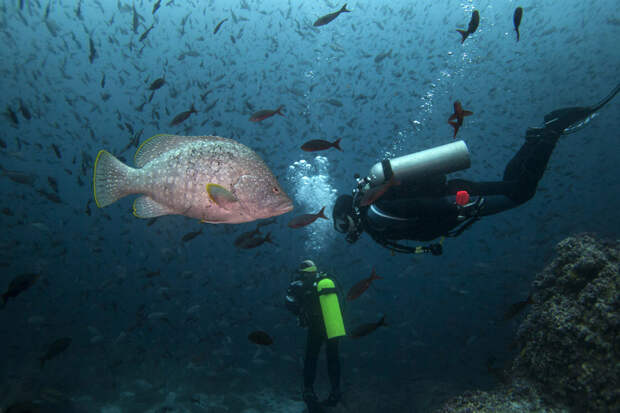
(435, 378), (567, 413)
(512, 235), (619, 412)
(437, 235), (619, 413)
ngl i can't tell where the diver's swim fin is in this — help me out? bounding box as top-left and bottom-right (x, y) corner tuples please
(543, 83), (620, 134)
(591, 82), (620, 113)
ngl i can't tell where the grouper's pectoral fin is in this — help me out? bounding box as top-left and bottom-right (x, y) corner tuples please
(133, 196), (175, 218)
(206, 183), (238, 210)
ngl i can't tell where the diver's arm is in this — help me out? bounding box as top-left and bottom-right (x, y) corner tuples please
(285, 281), (303, 316)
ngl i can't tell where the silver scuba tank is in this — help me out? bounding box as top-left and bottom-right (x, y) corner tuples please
(366, 140), (471, 188)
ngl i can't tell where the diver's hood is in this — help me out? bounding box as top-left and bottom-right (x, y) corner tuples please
(333, 195), (353, 233)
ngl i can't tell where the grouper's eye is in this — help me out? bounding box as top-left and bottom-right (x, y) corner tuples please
(272, 187), (280, 194)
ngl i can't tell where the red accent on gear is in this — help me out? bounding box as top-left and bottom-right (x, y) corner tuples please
(455, 190), (470, 206)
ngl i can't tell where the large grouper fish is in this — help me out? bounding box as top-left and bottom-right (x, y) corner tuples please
(93, 134), (293, 223)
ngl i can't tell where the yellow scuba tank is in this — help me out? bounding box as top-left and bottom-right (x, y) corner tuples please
(316, 277), (346, 339)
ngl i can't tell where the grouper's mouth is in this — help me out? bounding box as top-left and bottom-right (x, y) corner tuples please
(274, 199), (294, 215)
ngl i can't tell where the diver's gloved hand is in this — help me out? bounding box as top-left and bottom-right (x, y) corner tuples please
(457, 197), (484, 221)
(543, 106), (593, 134)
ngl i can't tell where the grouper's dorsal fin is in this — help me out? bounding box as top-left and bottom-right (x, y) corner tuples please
(134, 135), (230, 167)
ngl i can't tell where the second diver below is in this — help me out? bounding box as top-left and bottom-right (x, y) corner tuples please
(333, 83), (620, 255)
(286, 260), (347, 413)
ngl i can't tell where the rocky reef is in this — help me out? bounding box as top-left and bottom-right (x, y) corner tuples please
(437, 234), (619, 413)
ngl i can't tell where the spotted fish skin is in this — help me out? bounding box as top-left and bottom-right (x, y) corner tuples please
(93, 135), (293, 223)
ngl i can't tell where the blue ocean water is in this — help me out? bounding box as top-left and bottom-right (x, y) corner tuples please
(1, 0), (619, 411)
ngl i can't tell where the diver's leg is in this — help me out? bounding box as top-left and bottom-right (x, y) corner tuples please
(442, 128), (560, 216)
(326, 338), (341, 394)
(303, 327), (324, 413)
(323, 338), (341, 406)
(502, 127), (561, 204)
(304, 327), (323, 390)
(446, 179), (521, 216)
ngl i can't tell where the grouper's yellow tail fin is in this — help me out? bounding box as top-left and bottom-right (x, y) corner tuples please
(93, 150), (136, 208)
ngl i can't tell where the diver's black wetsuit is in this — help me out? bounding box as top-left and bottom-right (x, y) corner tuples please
(349, 84), (620, 252)
(364, 126), (560, 243)
(286, 272), (341, 410)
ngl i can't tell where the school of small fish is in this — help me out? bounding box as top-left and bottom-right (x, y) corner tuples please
(1, 0), (616, 411)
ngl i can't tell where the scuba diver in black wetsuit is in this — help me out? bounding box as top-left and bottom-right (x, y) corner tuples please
(285, 260), (347, 413)
(333, 83), (620, 255)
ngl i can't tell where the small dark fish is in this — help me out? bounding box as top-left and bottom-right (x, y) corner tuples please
(37, 189), (62, 203)
(181, 228), (203, 242)
(149, 77), (166, 90)
(257, 218), (277, 228)
(502, 294), (534, 320)
(288, 206), (328, 228)
(359, 177), (400, 207)
(75, 0), (83, 20)
(248, 330), (273, 345)
(85, 199), (92, 216)
(513, 7), (523, 42)
(153, 0), (161, 14)
(347, 267), (382, 301)
(0, 166), (36, 186)
(249, 105), (284, 122)
(213, 18), (228, 34)
(51, 143), (62, 159)
(301, 138), (342, 152)
(40, 337), (72, 368)
(234, 219), (276, 248)
(447, 101), (473, 138)
(1, 207), (13, 216)
(374, 49), (392, 63)
(1, 273), (39, 309)
(234, 227), (260, 245)
(47, 176), (59, 193)
(18, 100), (32, 120)
(326, 99), (343, 107)
(139, 24), (155, 42)
(204, 99), (218, 112)
(349, 316), (386, 338)
(89, 36), (97, 63)
(101, 73), (106, 88)
(313, 4), (351, 27)
(235, 231), (272, 249)
(145, 270), (161, 278)
(170, 103), (197, 126)
(0, 138), (6, 148)
(6, 106), (19, 125)
(132, 4), (140, 33)
(457, 10), (480, 43)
